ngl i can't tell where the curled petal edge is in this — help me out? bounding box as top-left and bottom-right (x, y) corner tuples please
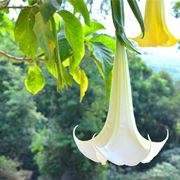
(73, 125), (169, 166)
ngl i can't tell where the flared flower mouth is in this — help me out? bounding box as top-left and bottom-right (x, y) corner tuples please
(73, 40), (169, 166)
(133, 0), (178, 47)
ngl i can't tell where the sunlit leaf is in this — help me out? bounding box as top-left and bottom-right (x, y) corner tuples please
(45, 59), (58, 78)
(59, 10), (85, 69)
(28, 0), (37, 5)
(0, 15), (14, 38)
(25, 65), (45, 95)
(15, 8), (38, 58)
(53, 13), (61, 33)
(83, 21), (105, 37)
(33, 12), (56, 59)
(90, 34), (115, 53)
(71, 68), (88, 102)
(68, 0), (90, 25)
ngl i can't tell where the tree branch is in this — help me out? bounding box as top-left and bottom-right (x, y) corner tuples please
(0, 4), (37, 11)
(0, 50), (33, 63)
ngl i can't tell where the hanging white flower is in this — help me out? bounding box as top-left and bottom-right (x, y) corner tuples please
(73, 40), (169, 166)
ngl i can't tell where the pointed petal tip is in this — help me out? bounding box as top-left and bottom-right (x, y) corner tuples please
(73, 126), (101, 163)
(142, 129), (169, 164)
(73, 125), (79, 139)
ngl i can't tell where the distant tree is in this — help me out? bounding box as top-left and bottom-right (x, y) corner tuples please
(128, 53), (178, 145)
(0, 60), (45, 172)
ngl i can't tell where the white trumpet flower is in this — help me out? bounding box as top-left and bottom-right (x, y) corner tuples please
(73, 40), (169, 166)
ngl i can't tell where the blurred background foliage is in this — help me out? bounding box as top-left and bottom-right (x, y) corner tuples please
(0, 0), (180, 180)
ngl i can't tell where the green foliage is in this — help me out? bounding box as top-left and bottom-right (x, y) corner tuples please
(25, 65), (45, 95)
(0, 0), (121, 102)
(127, 53), (179, 145)
(40, 0), (62, 22)
(0, 14), (13, 37)
(90, 34), (116, 53)
(71, 67), (88, 101)
(59, 10), (85, 68)
(58, 31), (72, 61)
(83, 21), (105, 37)
(0, 156), (18, 172)
(111, 0), (139, 53)
(0, 0), (93, 96)
(68, 0), (90, 25)
(91, 42), (113, 99)
(0, 60), (45, 171)
(33, 12), (55, 59)
(15, 7), (38, 58)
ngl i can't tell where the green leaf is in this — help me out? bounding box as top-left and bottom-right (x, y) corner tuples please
(91, 42), (113, 99)
(45, 59), (58, 78)
(92, 42), (113, 76)
(68, 0), (90, 25)
(40, 0), (62, 22)
(14, 8), (38, 58)
(59, 10), (85, 69)
(127, 0), (145, 37)
(111, 0), (139, 53)
(51, 16), (73, 90)
(58, 32), (73, 61)
(116, 29), (139, 53)
(71, 68), (88, 102)
(111, 0), (125, 28)
(45, 58), (72, 90)
(33, 12), (56, 60)
(0, 15), (14, 38)
(90, 34), (115, 53)
(25, 65), (45, 95)
(83, 21), (105, 37)
(28, 0), (37, 5)
(53, 13), (61, 33)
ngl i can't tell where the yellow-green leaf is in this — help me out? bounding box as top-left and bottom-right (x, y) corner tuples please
(83, 21), (105, 37)
(15, 8), (38, 58)
(71, 68), (88, 102)
(25, 65), (45, 95)
(33, 12), (56, 60)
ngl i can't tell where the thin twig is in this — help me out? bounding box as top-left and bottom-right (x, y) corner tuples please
(0, 50), (44, 63)
(0, 4), (37, 11)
